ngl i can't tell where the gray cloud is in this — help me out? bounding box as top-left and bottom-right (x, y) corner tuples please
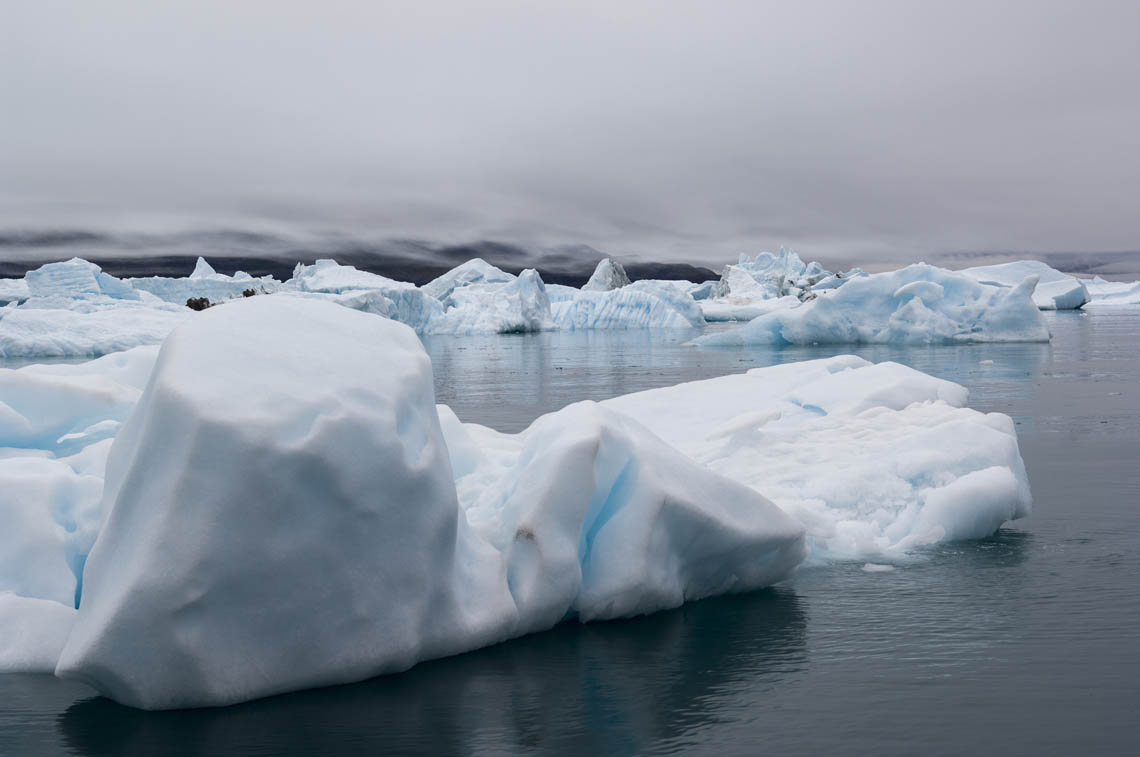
(2, 1), (1138, 267)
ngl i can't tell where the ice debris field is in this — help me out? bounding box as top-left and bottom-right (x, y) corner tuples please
(0, 291), (1040, 709)
(6, 248), (1137, 358)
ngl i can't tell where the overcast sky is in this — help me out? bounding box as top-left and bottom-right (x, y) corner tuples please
(2, 1), (1138, 264)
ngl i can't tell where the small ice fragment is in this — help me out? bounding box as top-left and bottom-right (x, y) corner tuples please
(861, 563), (896, 573)
(980, 359), (994, 365)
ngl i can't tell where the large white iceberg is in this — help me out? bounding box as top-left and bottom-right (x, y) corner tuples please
(698, 249), (832, 322)
(549, 280), (705, 329)
(604, 356), (1032, 558)
(0, 260), (189, 359)
(285, 258), (415, 294)
(46, 297), (801, 708)
(960, 260), (1089, 310)
(130, 257), (280, 304)
(693, 264), (1051, 346)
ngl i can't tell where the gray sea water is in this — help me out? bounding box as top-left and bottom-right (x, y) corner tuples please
(2, 310), (1139, 756)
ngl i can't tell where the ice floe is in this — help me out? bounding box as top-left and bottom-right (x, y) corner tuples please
(692, 264), (1051, 346)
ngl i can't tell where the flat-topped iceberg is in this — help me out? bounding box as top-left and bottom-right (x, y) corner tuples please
(0, 260), (189, 359)
(959, 260), (1089, 310)
(42, 297), (801, 708)
(549, 280), (704, 329)
(285, 258), (414, 294)
(130, 257), (280, 304)
(693, 264), (1051, 346)
(1083, 276), (1140, 308)
(604, 356), (1032, 558)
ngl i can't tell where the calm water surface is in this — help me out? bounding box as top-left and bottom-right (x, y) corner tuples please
(2, 311), (1138, 756)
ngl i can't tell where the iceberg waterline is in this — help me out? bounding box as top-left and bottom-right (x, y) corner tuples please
(0, 297), (1033, 707)
(7, 252), (1133, 358)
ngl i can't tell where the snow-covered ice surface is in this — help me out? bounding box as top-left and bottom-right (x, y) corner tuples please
(421, 258), (516, 300)
(960, 260), (1089, 310)
(603, 356), (1031, 559)
(13, 297), (803, 709)
(1083, 277), (1140, 308)
(693, 264), (1051, 346)
(0, 260), (189, 358)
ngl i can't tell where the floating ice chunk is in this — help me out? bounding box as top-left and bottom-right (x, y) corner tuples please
(692, 264), (1051, 346)
(550, 280), (704, 329)
(581, 258), (632, 291)
(285, 258), (413, 294)
(861, 563), (896, 573)
(1082, 277), (1140, 307)
(131, 257), (280, 303)
(960, 260), (1089, 310)
(421, 258), (516, 300)
(53, 297), (803, 709)
(0, 278), (30, 304)
(428, 269), (554, 334)
(603, 356), (1032, 559)
(25, 258), (140, 301)
(0, 594), (76, 673)
(700, 295), (800, 322)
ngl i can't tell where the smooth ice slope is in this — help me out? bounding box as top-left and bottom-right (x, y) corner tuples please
(604, 356), (1033, 557)
(422, 258), (516, 300)
(960, 260), (1089, 310)
(54, 297), (802, 708)
(286, 258), (415, 294)
(693, 264), (1051, 346)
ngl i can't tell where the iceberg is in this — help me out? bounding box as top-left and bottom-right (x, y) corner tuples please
(698, 249), (832, 321)
(0, 278), (30, 305)
(692, 264), (1051, 346)
(549, 280), (705, 329)
(421, 258), (516, 300)
(427, 269), (554, 335)
(959, 260), (1089, 310)
(604, 356), (1032, 558)
(285, 258), (414, 294)
(130, 257), (280, 304)
(1083, 276), (1140, 308)
(581, 258), (632, 291)
(0, 259), (189, 358)
(47, 297), (802, 708)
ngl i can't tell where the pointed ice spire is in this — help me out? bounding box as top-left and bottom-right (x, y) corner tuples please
(190, 257), (217, 279)
(582, 258), (632, 291)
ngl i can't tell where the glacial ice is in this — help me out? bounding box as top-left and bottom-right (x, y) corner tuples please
(1083, 276), (1140, 308)
(130, 256), (280, 303)
(960, 260), (1089, 310)
(581, 258), (632, 291)
(286, 258), (415, 294)
(604, 356), (1032, 558)
(0, 259), (190, 359)
(427, 269), (554, 335)
(47, 297), (803, 708)
(0, 296), (1035, 705)
(692, 264), (1051, 346)
(549, 280), (705, 329)
(421, 258), (516, 300)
